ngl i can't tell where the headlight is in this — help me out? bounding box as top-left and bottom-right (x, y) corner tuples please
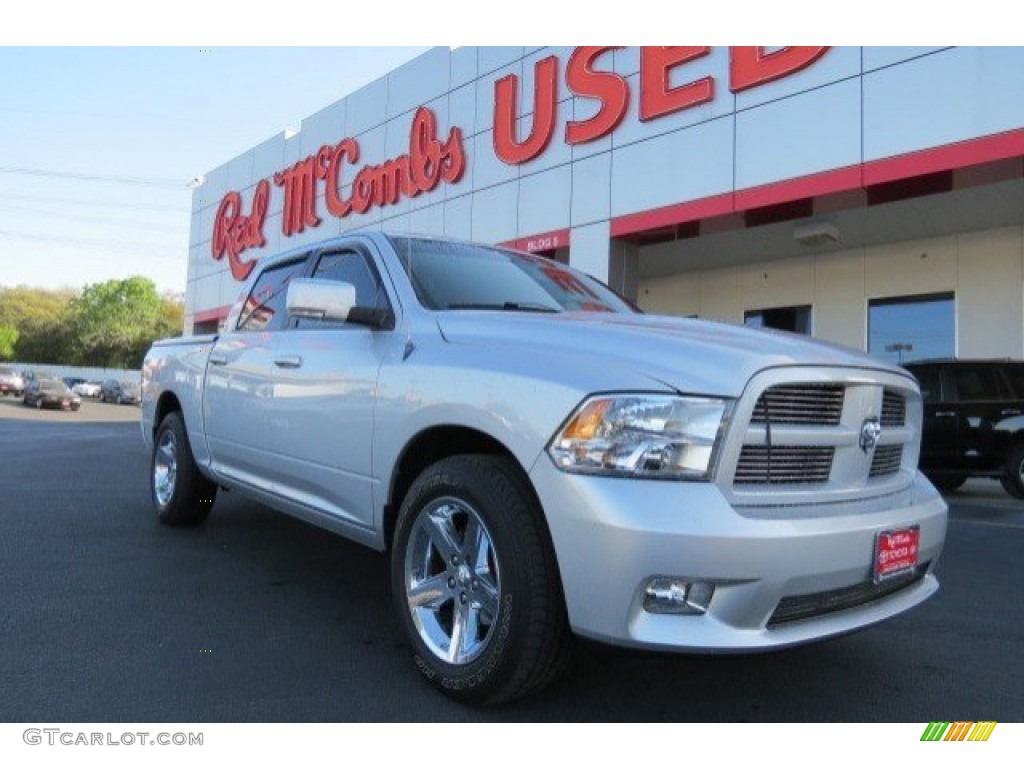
(547, 394), (732, 480)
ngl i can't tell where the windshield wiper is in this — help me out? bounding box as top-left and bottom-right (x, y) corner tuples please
(443, 302), (560, 313)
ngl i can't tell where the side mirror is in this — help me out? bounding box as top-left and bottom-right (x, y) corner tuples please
(286, 279), (356, 322)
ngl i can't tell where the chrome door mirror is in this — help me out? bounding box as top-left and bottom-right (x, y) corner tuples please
(286, 279), (356, 322)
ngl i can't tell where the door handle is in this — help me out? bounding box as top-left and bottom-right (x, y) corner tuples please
(208, 352), (228, 366)
(274, 355), (304, 369)
(935, 411), (957, 418)
(1001, 409), (1022, 417)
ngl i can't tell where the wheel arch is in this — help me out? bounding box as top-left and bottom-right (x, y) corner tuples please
(383, 425), (546, 552)
(153, 390), (183, 440)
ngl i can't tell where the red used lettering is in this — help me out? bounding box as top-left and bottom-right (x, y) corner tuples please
(639, 47), (713, 121)
(493, 55), (559, 165)
(211, 179), (269, 282)
(729, 46), (830, 93)
(564, 47), (628, 145)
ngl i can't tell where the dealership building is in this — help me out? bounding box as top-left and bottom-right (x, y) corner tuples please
(187, 46), (1024, 365)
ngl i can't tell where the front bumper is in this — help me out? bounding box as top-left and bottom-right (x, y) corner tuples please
(530, 459), (947, 651)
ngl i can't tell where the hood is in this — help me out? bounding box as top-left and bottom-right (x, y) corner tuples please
(435, 311), (911, 398)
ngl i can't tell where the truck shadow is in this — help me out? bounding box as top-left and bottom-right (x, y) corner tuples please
(168, 491), (963, 722)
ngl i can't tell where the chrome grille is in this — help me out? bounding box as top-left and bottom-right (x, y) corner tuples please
(734, 446), (835, 485)
(726, 371), (920, 504)
(870, 444), (903, 477)
(751, 384), (844, 426)
(881, 389), (906, 427)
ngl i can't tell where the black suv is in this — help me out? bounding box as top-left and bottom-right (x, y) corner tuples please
(904, 360), (1024, 498)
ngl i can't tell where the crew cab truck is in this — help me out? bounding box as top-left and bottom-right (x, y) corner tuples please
(142, 233), (947, 704)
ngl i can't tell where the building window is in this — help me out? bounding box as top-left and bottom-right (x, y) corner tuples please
(868, 293), (954, 365)
(744, 305), (812, 335)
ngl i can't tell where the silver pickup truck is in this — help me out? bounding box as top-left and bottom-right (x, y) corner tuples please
(142, 233), (947, 704)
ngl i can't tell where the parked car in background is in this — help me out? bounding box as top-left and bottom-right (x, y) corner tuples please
(904, 359), (1024, 498)
(101, 379), (141, 405)
(23, 377), (81, 411)
(0, 366), (24, 397)
(72, 381), (102, 398)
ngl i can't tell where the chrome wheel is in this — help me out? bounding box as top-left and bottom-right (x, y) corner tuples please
(404, 496), (501, 666)
(153, 429), (178, 508)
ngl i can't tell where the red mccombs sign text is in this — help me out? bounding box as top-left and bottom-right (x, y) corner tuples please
(212, 45), (829, 281)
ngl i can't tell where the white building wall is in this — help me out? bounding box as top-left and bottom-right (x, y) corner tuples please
(186, 46), (1024, 329)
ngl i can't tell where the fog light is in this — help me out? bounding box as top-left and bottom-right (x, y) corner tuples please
(643, 578), (715, 615)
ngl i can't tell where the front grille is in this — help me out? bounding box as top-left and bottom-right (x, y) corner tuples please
(734, 445), (835, 485)
(767, 563), (929, 627)
(751, 384), (845, 426)
(870, 444), (903, 477)
(881, 389), (906, 427)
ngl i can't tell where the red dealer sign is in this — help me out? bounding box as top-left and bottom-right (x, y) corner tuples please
(211, 46), (829, 280)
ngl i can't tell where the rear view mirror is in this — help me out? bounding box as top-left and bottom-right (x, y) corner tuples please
(286, 279), (356, 322)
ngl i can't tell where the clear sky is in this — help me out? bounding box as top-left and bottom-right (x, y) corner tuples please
(0, 47), (427, 295)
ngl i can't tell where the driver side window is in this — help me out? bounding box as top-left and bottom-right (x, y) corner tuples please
(295, 250), (390, 329)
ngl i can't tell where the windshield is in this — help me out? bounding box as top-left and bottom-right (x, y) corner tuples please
(388, 236), (636, 314)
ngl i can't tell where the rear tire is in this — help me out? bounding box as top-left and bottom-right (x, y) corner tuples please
(1001, 444), (1024, 500)
(151, 411), (216, 526)
(391, 454), (570, 705)
(928, 474), (967, 494)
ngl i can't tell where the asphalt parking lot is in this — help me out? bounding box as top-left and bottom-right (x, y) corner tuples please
(2, 403), (1022, 722)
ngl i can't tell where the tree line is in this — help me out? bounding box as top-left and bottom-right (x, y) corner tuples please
(0, 277), (183, 369)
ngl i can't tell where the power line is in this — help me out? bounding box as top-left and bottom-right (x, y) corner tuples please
(0, 229), (184, 260)
(0, 204), (188, 234)
(0, 191), (186, 213)
(0, 166), (187, 189)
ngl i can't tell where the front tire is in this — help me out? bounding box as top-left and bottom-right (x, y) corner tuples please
(391, 454), (570, 705)
(1002, 444), (1024, 500)
(151, 411), (217, 526)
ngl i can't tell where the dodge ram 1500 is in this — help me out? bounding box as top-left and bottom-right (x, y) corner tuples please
(141, 232), (947, 704)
